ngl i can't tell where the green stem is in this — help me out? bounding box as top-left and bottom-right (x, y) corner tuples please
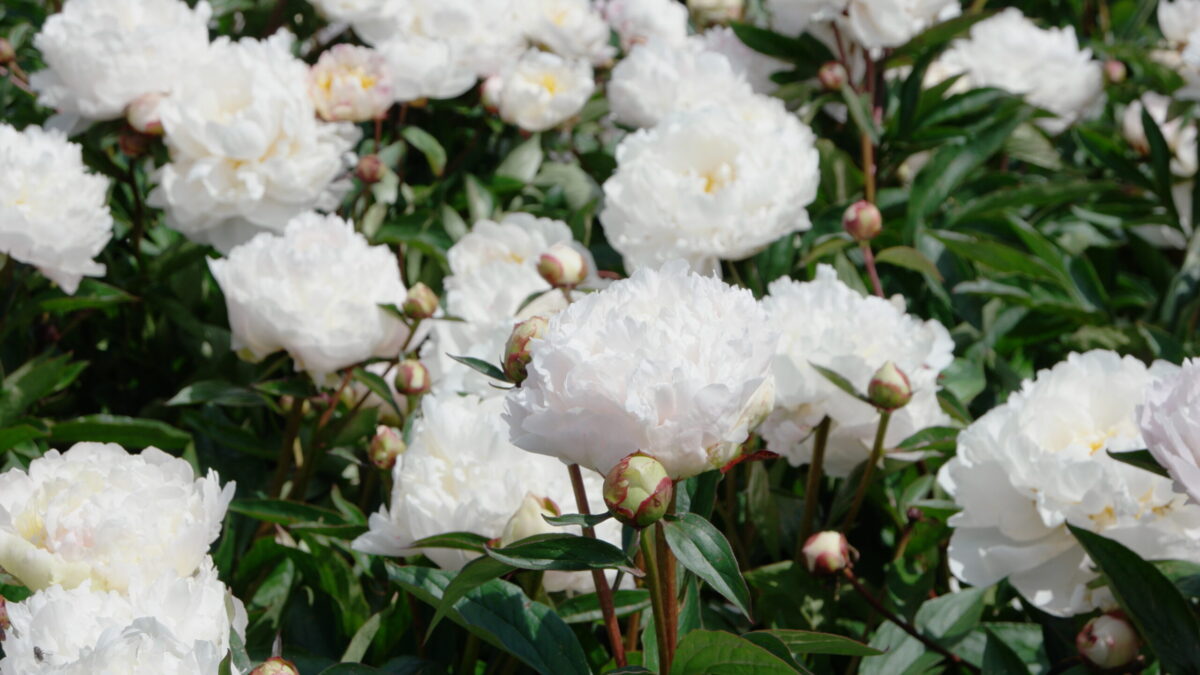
(843, 410), (892, 531)
(457, 632), (481, 675)
(798, 416), (832, 550)
(640, 530), (670, 675)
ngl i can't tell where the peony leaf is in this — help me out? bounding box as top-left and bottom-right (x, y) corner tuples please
(495, 134), (543, 183)
(1141, 106), (1179, 220)
(808, 362), (871, 405)
(662, 513), (753, 620)
(982, 630), (1030, 675)
(669, 630), (797, 675)
(426, 555), (514, 638)
(874, 246), (943, 282)
(47, 414), (191, 450)
(542, 512), (612, 528)
(1107, 449), (1169, 478)
(484, 533), (639, 575)
(408, 531), (490, 553)
(555, 589), (651, 624)
(167, 379), (264, 407)
(351, 367), (403, 419)
(447, 354), (510, 383)
(750, 629), (882, 657)
(340, 609), (383, 663)
(401, 126), (446, 177)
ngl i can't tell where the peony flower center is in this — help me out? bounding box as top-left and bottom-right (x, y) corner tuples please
(699, 162), (736, 194)
(538, 73), (561, 95)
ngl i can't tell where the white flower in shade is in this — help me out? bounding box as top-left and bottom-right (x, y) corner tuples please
(0, 563), (247, 675)
(352, 393), (620, 593)
(308, 0), (387, 24)
(29, 0), (211, 130)
(504, 261), (779, 479)
(601, 96), (819, 274)
(525, 0), (615, 65)
(763, 0), (847, 35)
(149, 33), (359, 253)
(376, 36), (479, 102)
(697, 28), (789, 94)
(608, 37), (754, 128)
(843, 0), (960, 51)
(939, 351), (1200, 617)
(928, 8), (1103, 135)
(1159, 0), (1200, 47)
(495, 50), (595, 132)
(1122, 92), (1198, 177)
(1140, 359), (1200, 505)
(600, 0), (689, 50)
(759, 265), (954, 477)
(310, 44), (393, 122)
(208, 212), (410, 383)
(0, 124), (112, 295)
(0, 443), (234, 594)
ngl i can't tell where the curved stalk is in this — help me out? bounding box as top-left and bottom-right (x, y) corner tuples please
(843, 410), (891, 531)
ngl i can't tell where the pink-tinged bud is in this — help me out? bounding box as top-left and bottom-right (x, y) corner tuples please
(818, 61), (848, 92)
(603, 453), (673, 528)
(1077, 612), (1140, 670)
(402, 282), (439, 320)
(843, 200), (882, 242)
(1104, 60), (1127, 85)
(250, 658), (300, 675)
(500, 493), (561, 546)
(369, 425), (406, 470)
(356, 154), (384, 184)
(118, 128), (153, 158)
(126, 92), (166, 135)
(0, 39), (14, 65)
(867, 361), (912, 411)
(801, 531), (851, 575)
(394, 359), (431, 396)
(536, 242), (589, 289)
(503, 316), (549, 384)
(481, 75), (504, 113)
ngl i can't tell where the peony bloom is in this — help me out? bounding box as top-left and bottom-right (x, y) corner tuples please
(309, 44), (394, 122)
(148, 33), (359, 253)
(698, 27), (789, 95)
(600, 0), (690, 50)
(495, 50), (595, 132)
(504, 260), (779, 479)
(760, 265), (954, 477)
(607, 37), (753, 128)
(764, 0), (847, 36)
(352, 393), (619, 593)
(1159, 0), (1200, 48)
(1122, 92), (1198, 177)
(1140, 359), (1200, 505)
(601, 96), (819, 275)
(29, 0), (211, 131)
(927, 8), (1103, 135)
(939, 351), (1200, 617)
(0, 124), (113, 295)
(208, 212), (410, 383)
(524, 0), (615, 65)
(843, 0), (960, 51)
(308, 0), (388, 24)
(0, 562), (247, 675)
(0, 443), (234, 594)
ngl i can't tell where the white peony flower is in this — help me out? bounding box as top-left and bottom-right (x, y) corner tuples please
(759, 265), (954, 477)
(0, 563), (247, 675)
(352, 393), (620, 593)
(309, 44), (393, 122)
(29, 0), (212, 130)
(1159, 0), (1200, 47)
(928, 8), (1104, 135)
(0, 443), (234, 594)
(607, 37), (754, 128)
(843, 0), (960, 51)
(697, 27), (790, 95)
(0, 123), (113, 295)
(939, 351), (1200, 617)
(148, 33), (359, 253)
(600, 0), (690, 51)
(208, 212), (410, 383)
(504, 260), (779, 479)
(1122, 92), (1198, 177)
(1140, 359), (1200, 506)
(494, 50), (595, 132)
(308, 0), (387, 24)
(763, 0), (847, 36)
(601, 96), (819, 275)
(376, 36), (480, 102)
(524, 0), (615, 65)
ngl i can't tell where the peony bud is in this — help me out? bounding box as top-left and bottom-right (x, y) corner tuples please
(843, 200), (882, 242)
(0, 39), (14, 65)
(537, 242), (589, 289)
(369, 425), (406, 470)
(818, 62), (848, 92)
(394, 359), (431, 396)
(1104, 60), (1127, 85)
(118, 128), (153, 158)
(867, 361), (913, 411)
(688, 0), (744, 25)
(801, 531), (851, 575)
(402, 282), (439, 320)
(126, 92), (166, 135)
(356, 154), (384, 184)
(503, 316), (549, 384)
(1077, 612), (1140, 670)
(500, 493), (561, 547)
(250, 657), (301, 675)
(603, 453), (673, 528)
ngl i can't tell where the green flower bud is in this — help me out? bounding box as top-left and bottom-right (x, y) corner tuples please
(801, 531), (852, 575)
(503, 316), (549, 384)
(1077, 612), (1140, 670)
(603, 453), (672, 528)
(818, 61), (847, 91)
(843, 200), (882, 242)
(402, 282), (439, 319)
(394, 359), (431, 396)
(251, 657), (300, 675)
(0, 39), (14, 65)
(867, 361), (912, 411)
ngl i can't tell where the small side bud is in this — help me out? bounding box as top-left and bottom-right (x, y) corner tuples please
(1104, 60), (1127, 85)
(537, 242), (588, 289)
(356, 154), (384, 184)
(818, 61), (848, 92)
(603, 453), (673, 528)
(402, 282), (439, 320)
(126, 92), (166, 136)
(867, 361), (912, 411)
(1077, 612), (1140, 670)
(0, 39), (14, 65)
(500, 493), (560, 547)
(394, 359), (431, 396)
(251, 658), (301, 675)
(801, 531), (851, 575)
(503, 316), (549, 384)
(369, 425), (406, 470)
(118, 128), (153, 158)
(843, 200), (882, 242)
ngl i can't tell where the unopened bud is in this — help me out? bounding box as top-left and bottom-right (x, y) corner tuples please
(118, 128), (153, 158)
(369, 425), (406, 470)
(394, 359), (431, 396)
(500, 493), (560, 546)
(482, 75), (504, 113)
(537, 242), (588, 288)
(1077, 612), (1140, 670)
(688, 0), (744, 25)
(1104, 60), (1127, 85)
(356, 154), (384, 184)
(503, 316), (549, 384)
(250, 658), (300, 675)
(402, 282), (439, 320)
(867, 361), (912, 411)
(0, 39), (15, 65)
(603, 453), (673, 528)
(843, 200), (882, 242)
(818, 61), (848, 92)
(801, 531), (851, 575)
(126, 92), (165, 135)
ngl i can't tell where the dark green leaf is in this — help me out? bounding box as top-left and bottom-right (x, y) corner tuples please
(874, 246), (943, 281)
(167, 380), (264, 407)
(0, 353), (88, 427)
(886, 11), (998, 64)
(401, 126), (447, 176)
(408, 531), (490, 553)
(753, 629), (882, 656)
(38, 279), (136, 314)
(0, 424), (48, 452)
(427, 555), (515, 637)
(543, 512), (612, 528)
(230, 499), (348, 525)
(555, 589), (651, 624)
(983, 630), (1030, 675)
(1107, 449), (1168, 478)
(670, 630), (797, 675)
(809, 362), (870, 403)
(495, 135), (543, 182)
(1141, 107), (1179, 218)
(662, 513), (753, 620)
(447, 354), (509, 383)
(485, 533), (635, 573)
(352, 367), (403, 418)
(48, 415), (191, 450)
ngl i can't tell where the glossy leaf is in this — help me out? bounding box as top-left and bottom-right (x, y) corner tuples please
(662, 513), (753, 620)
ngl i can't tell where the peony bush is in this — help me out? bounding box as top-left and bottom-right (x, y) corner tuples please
(3, 0), (1200, 673)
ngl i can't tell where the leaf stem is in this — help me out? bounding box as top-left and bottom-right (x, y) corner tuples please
(798, 416), (832, 549)
(843, 410), (891, 531)
(567, 463), (627, 667)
